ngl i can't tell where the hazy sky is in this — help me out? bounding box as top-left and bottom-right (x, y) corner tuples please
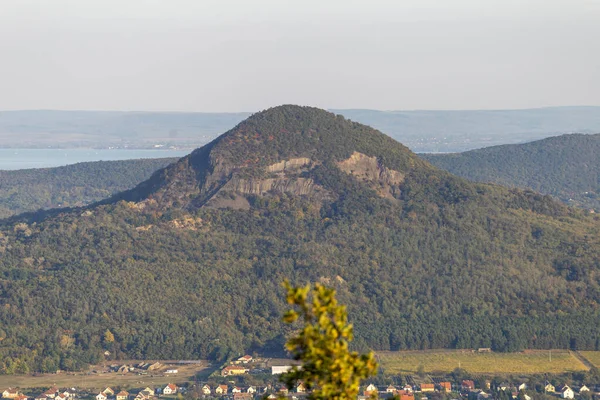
(1, 0), (599, 112)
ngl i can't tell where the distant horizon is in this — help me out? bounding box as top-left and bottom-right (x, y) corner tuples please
(2, 104), (600, 114)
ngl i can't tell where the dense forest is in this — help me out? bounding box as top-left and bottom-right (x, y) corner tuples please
(0, 158), (177, 218)
(0, 106), (599, 374)
(422, 134), (600, 210)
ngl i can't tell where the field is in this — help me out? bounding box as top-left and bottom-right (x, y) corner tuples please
(0, 361), (211, 392)
(377, 349), (589, 375)
(578, 351), (600, 368)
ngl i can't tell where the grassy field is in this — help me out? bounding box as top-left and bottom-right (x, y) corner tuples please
(0, 362), (211, 392)
(377, 349), (589, 375)
(578, 351), (600, 368)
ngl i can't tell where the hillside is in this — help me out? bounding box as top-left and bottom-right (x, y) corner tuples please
(421, 134), (600, 210)
(0, 105), (599, 374)
(0, 158), (177, 219)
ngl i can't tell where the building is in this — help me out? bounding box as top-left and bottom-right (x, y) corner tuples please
(462, 380), (475, 390)
(561, 387), (574, 399)
(236, 355), (253, 364)
(545, 383), (555, 393)
(221, 365), (248, 376)
(2, 390), (19, 399)
(215, 386), (228, 395)
(163, 385), (177, 396)
(364, 384), (377, 396)
(272, 365), (293, 375)
(201, 385), (211, 395)
(439, 382), (452, 392)
(116, 391), (129, 400)
(96, 393), (107, 400)
(420, 384), (435, 392)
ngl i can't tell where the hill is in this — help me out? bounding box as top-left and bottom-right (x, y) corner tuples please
(0, 158), (177, 219)
(2, 106), (600, 152)
(421, 134), (600, 210)
(0, 105), (598, 374)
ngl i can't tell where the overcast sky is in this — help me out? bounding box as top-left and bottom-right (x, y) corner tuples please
(0, 0), (599, 112)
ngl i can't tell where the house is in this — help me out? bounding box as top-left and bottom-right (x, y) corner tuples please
(96, 393), (107, 400)
(386, 385), (397, 393)
(439, 382), (452, 392)
(231, 388), (242, 394)
(296, 382), (307, 393)
(141, 389), (153, 398)
(364, 384), (377, 396)
(163, 385), (177, 396)
(116, 391), (129, 400)
(497, 383), (510, 392)
(221, 365), (248, 376)
(233, 394), (252, 400)
(403, 385), (413, 393)
(201, 385), (210, 395)
(579, 386), (590, 393)
(420, 384), (435, 393)
(103, 389), (115, 397)
(462, 381), (475, 390)
(272, 365), (293, 375)
(54, 395), (66, 400)
(477, 392), (491, 400)
(14, 396), (27, 400)
(561, 387), (574, 399)
(236, 355), (253, 364)
(3, 390), (19, 399)
(215, 385), (228, 395)
(35, 396), (47, 400)
(42, 389), (58, 399)
(247, 387), (256, 394)
(544, 383), (555, 393)
(517, 383), (527, 391)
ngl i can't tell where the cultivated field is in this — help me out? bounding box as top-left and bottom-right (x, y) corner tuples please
(578, 351), (600, 368)
(0, 361), (211, 392)
(377, 349), (589, 375)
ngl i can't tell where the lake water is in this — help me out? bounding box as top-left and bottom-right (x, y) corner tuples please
(0, 148), (191, 170)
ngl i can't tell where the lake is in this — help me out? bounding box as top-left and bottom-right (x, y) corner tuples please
(0, 148), (191, 170)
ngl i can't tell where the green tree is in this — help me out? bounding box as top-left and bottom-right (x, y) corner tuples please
(281, 280), (378, 400)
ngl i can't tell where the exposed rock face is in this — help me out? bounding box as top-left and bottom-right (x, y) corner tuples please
(337, 152), (404, 199)
(204, 157), (327, 209)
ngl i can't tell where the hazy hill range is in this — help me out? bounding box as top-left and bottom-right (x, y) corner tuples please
(0, 106), (599, 374)
(422, 134), (600, 211)
(2, 106), (600, 152)
(0, 158), (177, 219)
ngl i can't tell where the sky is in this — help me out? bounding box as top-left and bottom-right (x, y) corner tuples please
(0, 0), (599, 112)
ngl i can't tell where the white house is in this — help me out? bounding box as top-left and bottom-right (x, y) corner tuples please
(163, 385), (177, 396)
(579, 386), (590, 393)
(247, 387), (256, 394)
(561, 387), (574, 399)
(201, 385), (211, 395)
(96, 393), (107, 400)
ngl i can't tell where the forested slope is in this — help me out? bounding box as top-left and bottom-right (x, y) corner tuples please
(422, 134), (600, 210)
(0, 106), (598, 374)
(0, 158), (177, 218)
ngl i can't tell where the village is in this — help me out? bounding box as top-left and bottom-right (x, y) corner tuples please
(2, 354), (600, 400)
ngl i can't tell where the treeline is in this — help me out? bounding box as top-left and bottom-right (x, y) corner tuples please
(0, 158), (177, 218)
(422, 133), (600, 210)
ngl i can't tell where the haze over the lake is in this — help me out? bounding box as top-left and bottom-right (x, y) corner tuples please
(1, 0), (599, 112)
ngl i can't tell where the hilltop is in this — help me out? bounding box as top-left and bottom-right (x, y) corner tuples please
(422, 134), (600, 210)
(0, 106), (598, 374)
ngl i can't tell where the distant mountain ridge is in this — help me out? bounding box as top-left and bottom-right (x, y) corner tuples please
(2, 106), (599, 152)
(422, 133), (600, 210)
(0, 105), (598, 374)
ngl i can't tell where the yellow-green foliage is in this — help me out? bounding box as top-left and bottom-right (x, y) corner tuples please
(378, 350), (588, 374)
(282, 281), (378, 400)
(579, 352), (600, 368)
